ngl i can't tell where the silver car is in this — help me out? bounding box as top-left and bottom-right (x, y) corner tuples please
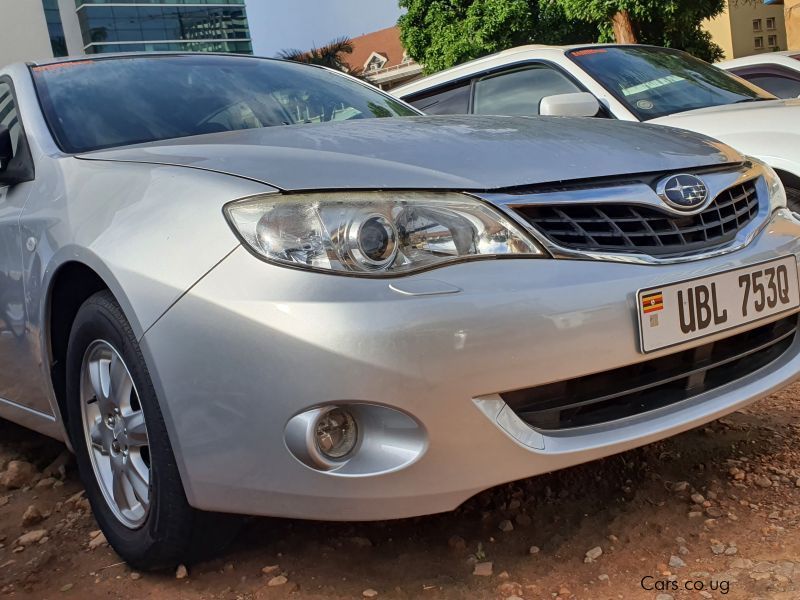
(1, 53), (799, 569)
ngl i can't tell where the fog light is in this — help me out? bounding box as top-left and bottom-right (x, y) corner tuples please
(314, 407), (358, 459)
(285, 404), (425, 475)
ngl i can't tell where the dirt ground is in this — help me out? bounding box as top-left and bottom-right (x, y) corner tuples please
(1, 384), (799, 600)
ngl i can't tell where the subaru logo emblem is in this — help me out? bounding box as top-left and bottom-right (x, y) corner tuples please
(657, 174), (709, 211)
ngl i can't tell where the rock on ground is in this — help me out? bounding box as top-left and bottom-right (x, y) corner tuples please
(0, 461), (37, 490)
(21, 505), (43, 527)
(15, 530), (47, 547)
(585, 546), (603, 563)
(267, 575), (288, 586)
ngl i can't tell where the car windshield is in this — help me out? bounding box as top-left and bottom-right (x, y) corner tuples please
(568, 46), (775, 120)
(32, 54), (419, 153)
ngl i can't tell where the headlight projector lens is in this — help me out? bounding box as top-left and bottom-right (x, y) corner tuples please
(349, 214), (398, 269)
(314, 407), (358, 459)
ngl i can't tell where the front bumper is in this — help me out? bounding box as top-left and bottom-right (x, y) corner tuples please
(140, 208), (800, 520)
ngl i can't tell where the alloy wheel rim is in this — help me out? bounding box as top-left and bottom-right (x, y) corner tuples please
(79, 340), (151, 529)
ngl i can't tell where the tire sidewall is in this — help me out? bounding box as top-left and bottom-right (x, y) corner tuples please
(65, 293), (176, 564)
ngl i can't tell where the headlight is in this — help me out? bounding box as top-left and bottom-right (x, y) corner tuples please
(225, 192), (544, 276)
(749, 157), (787, 211)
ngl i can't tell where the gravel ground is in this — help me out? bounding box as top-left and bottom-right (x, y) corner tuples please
(1, 383), (799, 600)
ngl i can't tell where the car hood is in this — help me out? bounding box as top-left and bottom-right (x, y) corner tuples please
(651, 100), (800, 162)
(78, 115), (741, 191)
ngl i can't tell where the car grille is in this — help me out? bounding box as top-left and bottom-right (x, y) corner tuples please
(514, 179), (759, 256)
(502, 314), (797, 431)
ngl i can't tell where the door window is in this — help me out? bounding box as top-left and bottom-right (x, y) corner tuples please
(730, 65), (800, 99)
(0, 82), (21, 158)
(473, 65), (582, 117)
(406, 82), (471, 115)
(745, 73), (800, 98)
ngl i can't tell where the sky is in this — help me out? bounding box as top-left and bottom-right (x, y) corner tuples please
(247, 0), (405, 58)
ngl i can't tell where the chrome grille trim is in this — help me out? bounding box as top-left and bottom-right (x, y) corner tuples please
(474, 163), (775, 265)
(518, 179), (758, 256)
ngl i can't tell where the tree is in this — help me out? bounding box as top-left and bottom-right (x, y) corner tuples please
(611, 10), (636, 44)
(277, 37), (362, 76)
(550, 0), (727, 62)
(398, 0), (727, 74)
(398, 0), (597, 74)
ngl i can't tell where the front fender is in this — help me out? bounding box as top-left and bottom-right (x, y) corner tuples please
(17, 158), (274, 438)
(24, 159), (274, 341)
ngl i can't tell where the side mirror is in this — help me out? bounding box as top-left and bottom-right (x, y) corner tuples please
(0, 126), (12, 172)
(539, 92), (601, 117)
(0, 124), (34, 186)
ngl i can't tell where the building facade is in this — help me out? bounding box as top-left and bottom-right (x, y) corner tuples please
(1, 1), (251, 68)
(705, 0), (788, 59)
(0, 2), (61, 67)
(785, 0), (800, 49)
(343, 27), (423, 90)
(76, 1), (251, 55)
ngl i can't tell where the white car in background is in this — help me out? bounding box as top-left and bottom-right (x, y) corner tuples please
(718, 51), (800, 99)
(395, 44), (800, 209)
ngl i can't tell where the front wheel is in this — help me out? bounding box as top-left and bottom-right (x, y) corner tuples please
(65, 290), (239, 570)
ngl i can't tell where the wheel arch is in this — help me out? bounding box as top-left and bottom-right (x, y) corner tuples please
(43, 255), (140, 432)
(774, 168), (800, 192)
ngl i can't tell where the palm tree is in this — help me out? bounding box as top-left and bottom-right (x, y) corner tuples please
(277, 37), (362, 76)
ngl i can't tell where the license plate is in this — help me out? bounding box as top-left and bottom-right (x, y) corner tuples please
(637, 256), (800, 353)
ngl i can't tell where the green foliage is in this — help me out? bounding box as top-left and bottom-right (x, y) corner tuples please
(277, 37), (362, 75)
(642, 24), (725, 63)
(550, 0), (727, 62)
(398, 0), (728, 74)
(398, 0), (596, 74)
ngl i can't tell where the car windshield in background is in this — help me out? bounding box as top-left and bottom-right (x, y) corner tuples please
(32, 55), (418, 153)
(568, 46), (775, 120)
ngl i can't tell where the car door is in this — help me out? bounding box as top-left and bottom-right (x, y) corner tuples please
(404, 62), (598, 118)
(0, 78), (49, 415)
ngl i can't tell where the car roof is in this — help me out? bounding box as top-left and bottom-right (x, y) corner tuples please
(718, 51), (800, 69)
(393, 45), (573, 97)
(8, 51), (285, 71)
(393, 43), (661, 98)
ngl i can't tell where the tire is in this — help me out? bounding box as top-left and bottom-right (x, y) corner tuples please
(786, 186), (800, 214)
(65, 290), (239, 570)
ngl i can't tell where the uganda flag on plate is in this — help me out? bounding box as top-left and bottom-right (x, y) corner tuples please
(642, 291), (664, 313)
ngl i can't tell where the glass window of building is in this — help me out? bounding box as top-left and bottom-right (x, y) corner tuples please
(75, 1), (252, 55)
(42, 0), (69, 57)
(753, 19), (763, 32)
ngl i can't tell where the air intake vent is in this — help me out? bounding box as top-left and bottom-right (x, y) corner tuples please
(503, 314), (797, 431)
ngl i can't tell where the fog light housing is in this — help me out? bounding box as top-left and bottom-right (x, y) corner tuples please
(314, 407), (358, 459)
(285, 404), (425, 475)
